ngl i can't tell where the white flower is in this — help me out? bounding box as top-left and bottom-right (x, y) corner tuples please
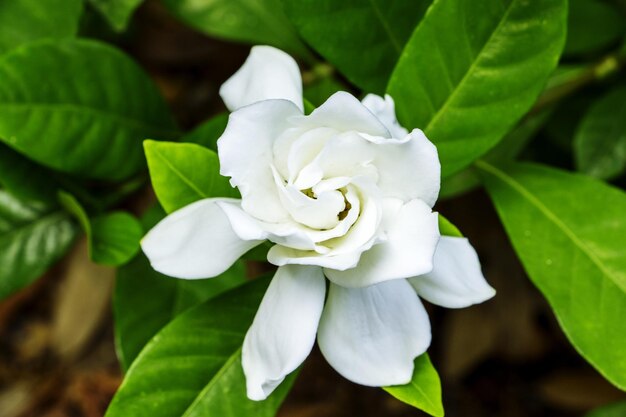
(141, 46), (495, 401)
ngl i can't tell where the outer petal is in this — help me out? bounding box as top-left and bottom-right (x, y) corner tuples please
(409, 236), (496, 308)
(363, 129), (441, 207)
(218, 99), (301, 223)
(267, 245), (364, 270)
(318, 280), (431, 387)
(141, 198), (263, 279)
(325, 199), (439, 288)
(304, 129), (440, 206)
(243, 265), (326, 400)
(361, 94), (408, 138)
(295, 92), (390, 137)
(219, 45), (303, 111)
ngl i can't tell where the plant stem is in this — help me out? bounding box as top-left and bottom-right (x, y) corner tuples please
(532, 51), (625, 114)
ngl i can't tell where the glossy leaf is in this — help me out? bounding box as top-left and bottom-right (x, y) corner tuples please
(144, 140), (238, 214)
(0, 143), (60, 203)
(0, 190), (77, 299)
(161, 0), (312, 60)
(283, 0), (431, 93)
(91, 213), (143, 266)
(438, 215), (462, 238)
(0, 0), (82, 55)
(114, 252), (246, 371)
(477, 161), (626, 390)
(106, 277), (296, 417)
(574, 86), (626, 180)
(303, 98), (316, 115)
(0, 144), (104, 212)
(87, 0), (144, 31)
(58, 192), (142, 266)
(0, 39), (178, 181)
(383, 354), (443, 417)
(565, 0), (625, 56)
(440, 108), (553, 199)
(388, 0), (567, 177)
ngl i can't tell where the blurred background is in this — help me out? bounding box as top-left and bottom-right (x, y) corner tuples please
(0, 1), (625, 416)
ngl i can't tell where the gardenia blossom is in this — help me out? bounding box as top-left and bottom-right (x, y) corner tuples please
(142, 45), (495, 401)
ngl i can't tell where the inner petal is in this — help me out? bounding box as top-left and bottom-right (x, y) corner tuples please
(286, 186), (346, 230)
(272, 166), (346, 230)
(321, 179), (383, 255)
(272, 126), (336, 181)
(287, 127), (336, 181)
(305, 185), (361, 245)
(313, 131), (379, 181)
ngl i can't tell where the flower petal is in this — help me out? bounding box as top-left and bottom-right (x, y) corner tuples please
(318, 280), (431, 387)
(243, 265), (326, 400)
(218, 99), (301, 223)
(361, 94), (408, 138)
(218, 200), (319, 251)
(409, 236), (496, 308)
(363, 129), (441, 207)
(287, 127), (336, 185)
(325, 198), (439, 287)
(267, 245), (363, 270)
(310, 131), (380, 181)
(271, 165), (345, 230)
(303, 129), (440, 206)
(219, 45), (303, 111)
(141, 198), (262, 279)
(296, 91), (390, 137)
(268, 183), (382, 269)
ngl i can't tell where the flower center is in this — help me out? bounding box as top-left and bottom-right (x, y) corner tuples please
(338, 197), (352, 221)
(298, 185), (352, 226)
(301, 188), (316, 199)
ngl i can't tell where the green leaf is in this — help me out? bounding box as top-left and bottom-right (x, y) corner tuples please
(476, 160), (626, 390)
(388, 0), (567, 177)
(0, 39), (178, 181)
(0, 143), (111, 213)
(574, 86), (626, 180)
(161, 0), (312, 60)
(0, 0), (82, 55)
(440, 108), (553, 199)
(282, 0), (431, 93)
(107, 277), (296, 417)
(585, 400), (626, 417)
(115, 255), (246, 370)
(58, 192), (142, 266)
(438, 215), (462, 237)
(0, 143), (61, 203)
(0, 190), (77, 300)
(303, 98), (316, 115)
(383, 354), (443, 417)
(242, 241), (272, 262)
(183, 113), (229, 151)
(91, 212), (143, 266)
(144, 140), (238, 214)
(565, 0), (625, 56)
(87, 0), (144, 31)
(114, 224), (246, 370)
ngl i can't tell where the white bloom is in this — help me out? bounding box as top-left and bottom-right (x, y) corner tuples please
(142, 45), (496, 401)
